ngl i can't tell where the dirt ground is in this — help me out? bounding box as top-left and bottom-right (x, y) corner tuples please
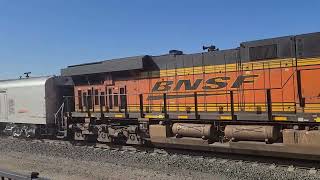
(0, 151), (228, 180)
(1, 137), (318, 180)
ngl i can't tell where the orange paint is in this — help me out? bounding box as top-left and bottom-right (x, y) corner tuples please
(73, 62), (320, 113)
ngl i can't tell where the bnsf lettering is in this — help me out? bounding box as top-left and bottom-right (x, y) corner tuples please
(231, 74), (258, 88)
(173, 79), (202, 91)
(152, 81), (173, 91)
(152, 75), (259, 92)
(203, 77), (230, 90)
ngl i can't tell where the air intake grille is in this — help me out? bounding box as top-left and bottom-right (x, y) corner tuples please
(249, 44), (278, 60)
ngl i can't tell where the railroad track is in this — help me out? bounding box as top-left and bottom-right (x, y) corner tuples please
(6, 136), (318, 176)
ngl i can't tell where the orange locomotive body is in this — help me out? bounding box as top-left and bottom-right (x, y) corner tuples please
(61, 32), (320, 160)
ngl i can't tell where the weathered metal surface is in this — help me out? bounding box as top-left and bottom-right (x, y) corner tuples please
(0, 76), (72, 125)
(283, 129), (320, 146)
(0, 77), (48, 125)
(149, 125), (171, 138)
(151, 137), (320, 161)
(224, 125), (280, 142)
(172, 123), (215, 139)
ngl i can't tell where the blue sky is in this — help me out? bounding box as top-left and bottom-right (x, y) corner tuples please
(0, 0), (319, 79)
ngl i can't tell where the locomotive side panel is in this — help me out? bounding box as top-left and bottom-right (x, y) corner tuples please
(137, 62), (297, 115)
(298, 66), (320, 114)
(73, 59), (299, 117)
(294, 33), (320, 116)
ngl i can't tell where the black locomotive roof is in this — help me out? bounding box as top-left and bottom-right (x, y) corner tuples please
(144, 49), (239, 71)
(61, 56), (146, 76)
(61, 48), (240, 77)
(61, 32), (320, 77)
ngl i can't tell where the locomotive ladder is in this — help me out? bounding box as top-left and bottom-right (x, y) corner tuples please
(54, 102), (67, 137)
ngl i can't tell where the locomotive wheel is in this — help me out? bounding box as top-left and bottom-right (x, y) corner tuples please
(97, 131), (111, 143)
(25, 126), (37, 138)
(12, 127), (23, 138)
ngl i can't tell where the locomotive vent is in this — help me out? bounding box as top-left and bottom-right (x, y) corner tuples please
(203, 45), (219, 52)
(169, 50), (183, 56)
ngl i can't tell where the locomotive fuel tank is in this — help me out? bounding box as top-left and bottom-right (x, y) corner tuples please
(172, 123), (215, 139)
(224, 125), (280, 143)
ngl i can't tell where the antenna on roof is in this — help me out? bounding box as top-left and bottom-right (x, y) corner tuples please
(24, 72), (31, 78)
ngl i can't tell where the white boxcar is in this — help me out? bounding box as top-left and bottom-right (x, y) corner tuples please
(0, 76), (73, 136)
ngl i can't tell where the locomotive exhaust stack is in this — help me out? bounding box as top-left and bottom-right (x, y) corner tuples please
(203, 45), (219, 52)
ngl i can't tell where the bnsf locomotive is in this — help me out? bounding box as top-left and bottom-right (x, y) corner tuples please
(2, 32), (320, 160)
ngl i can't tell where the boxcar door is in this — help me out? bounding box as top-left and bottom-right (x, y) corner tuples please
(0, 90), (8, 121)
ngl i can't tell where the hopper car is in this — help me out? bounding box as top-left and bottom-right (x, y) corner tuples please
(0, 76), (73, 137)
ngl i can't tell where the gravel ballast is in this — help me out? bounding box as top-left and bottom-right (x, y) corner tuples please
(0, 137), (319, 180)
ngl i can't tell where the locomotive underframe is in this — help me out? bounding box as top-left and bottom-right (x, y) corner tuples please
(62, 80), (320, 160)
(65, 111), (320, 160)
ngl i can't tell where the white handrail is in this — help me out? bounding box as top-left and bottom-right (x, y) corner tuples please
(54, 102), (65, 127)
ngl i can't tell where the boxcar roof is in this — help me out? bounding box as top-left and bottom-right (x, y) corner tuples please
(0, 76), (51, 88)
